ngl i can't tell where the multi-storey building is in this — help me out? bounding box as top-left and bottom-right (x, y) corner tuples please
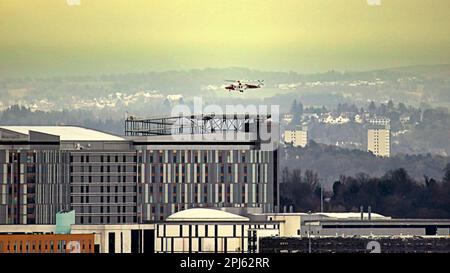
(0, 114), (279, 225)
(283, 126), (308, 147)
(367, 125), (390, 157)
(0, 126), (135, 225)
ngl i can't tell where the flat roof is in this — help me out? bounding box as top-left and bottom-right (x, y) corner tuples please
(0, 126), (125, 141)
(258, 212), (388, 219)
(306, 219), (450, 224)
(167, 208), (250, 222)
(316, 212), (387, 219)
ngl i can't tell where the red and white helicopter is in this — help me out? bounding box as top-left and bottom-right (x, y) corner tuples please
(224, 80), (264, 93)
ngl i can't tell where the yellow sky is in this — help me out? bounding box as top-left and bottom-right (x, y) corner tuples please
(1, 0), (449, 76)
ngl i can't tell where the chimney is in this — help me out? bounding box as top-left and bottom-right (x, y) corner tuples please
(360, 206), (364, 220)
(289, 205), (294, 213)
(283, 206), (287, 213)
(368, 206), (372, 221)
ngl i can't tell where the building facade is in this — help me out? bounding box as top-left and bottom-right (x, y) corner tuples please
(254, 212), (450, 237)
(1, 208), (448, 254)
(0, 223), (154, 254)
(0, 115), (279, 225)
(154, 208), (280, 253)
(260, 236), (450, 253)
(0, 234), (95, 253)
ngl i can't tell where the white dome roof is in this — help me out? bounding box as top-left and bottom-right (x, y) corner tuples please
(166, 208), (249, 222)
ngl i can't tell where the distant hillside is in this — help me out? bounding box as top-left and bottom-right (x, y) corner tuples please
(1, 64), (450, 118)
(382, 64), (450, 79)
(281, 141), (450, 190)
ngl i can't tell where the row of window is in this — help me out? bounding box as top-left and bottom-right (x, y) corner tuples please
(70, 176), (137, 183)
(70, 165), (137, 172)
(71, 185), (136, 193)
(75, 205), (137, 213)
(0, 239), (92, 253)
(146, 150), (259, 164)
(78, 215), (137, 224)
(70, 195), (137, 203)
(70, 155), (137, 163)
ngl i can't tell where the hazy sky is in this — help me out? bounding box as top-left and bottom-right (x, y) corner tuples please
(1, 0), (450, 77)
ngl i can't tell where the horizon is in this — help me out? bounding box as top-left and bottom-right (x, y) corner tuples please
(2, 63), (450, 80)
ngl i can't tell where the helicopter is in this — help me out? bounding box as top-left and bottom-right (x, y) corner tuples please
(224, 80), (264, 93)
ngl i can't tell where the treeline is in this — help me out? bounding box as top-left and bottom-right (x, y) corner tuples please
(280, 165), (450, 218)
(0, 105), (124, 134)
(282, 141), (450, 188)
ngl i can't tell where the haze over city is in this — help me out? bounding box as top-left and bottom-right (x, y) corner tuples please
(1, 0), (450, 77)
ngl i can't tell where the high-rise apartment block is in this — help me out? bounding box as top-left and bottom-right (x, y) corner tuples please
(367, 125), (390, 157)
(367, 116), (391, 157)
(283, 126), (308, 148)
